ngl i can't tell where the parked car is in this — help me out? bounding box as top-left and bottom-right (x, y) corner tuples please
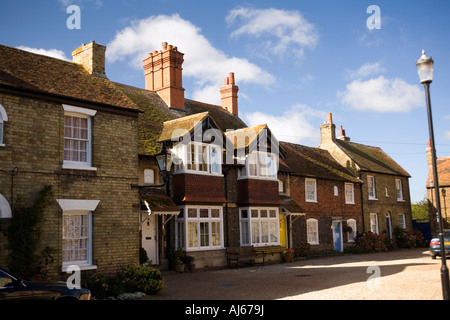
(429, 230), (450, 259)
(0, 267), (91, 300)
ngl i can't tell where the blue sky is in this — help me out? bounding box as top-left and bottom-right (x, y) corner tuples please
(2, 0), (450, 202)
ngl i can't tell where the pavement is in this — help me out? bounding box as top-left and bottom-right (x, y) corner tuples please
(143, 248), (445, 300)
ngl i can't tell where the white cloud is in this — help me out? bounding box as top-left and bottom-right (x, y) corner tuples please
(226, 6), (318, 61)
(16, 46), (69, 61)
(107, 14), (274, 105)
(339, 75), (423, 113)
(241, 105), (327, 145)
(344, 61), (386, 80)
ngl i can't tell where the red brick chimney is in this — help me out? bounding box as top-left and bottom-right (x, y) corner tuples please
(143, 42), (185, 110)
(220, 72), (239, 116)
(338, 125), (350, 141)
(72, 41), (107, 78)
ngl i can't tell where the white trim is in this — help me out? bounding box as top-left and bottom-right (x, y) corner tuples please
(345, 183), (355, 204)
(305, 178), (317, 202)
(0, 104), (8, 122)
(56, 199), (100, 212)
(0, 194), (12, 219)
(306, 218), (319, 245)
(63, 104), (97, 116)
(239, 207), (280, 247)
(62, 162), (97, 171)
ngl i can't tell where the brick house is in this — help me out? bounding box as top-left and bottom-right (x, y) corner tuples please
(319, 113), (413, 237)
(0, 42), (141, 278)
(426, 139), (450, 232)
(279, 141), (363, 252)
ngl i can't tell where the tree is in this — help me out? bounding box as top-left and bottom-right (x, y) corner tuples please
(411, 197), (430, 222)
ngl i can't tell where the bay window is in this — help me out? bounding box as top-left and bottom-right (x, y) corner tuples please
(239, 207), (280, 246)
(176, 206), (223, 251)
(238, 151), (278, 179)
(172, 141), (221, 175)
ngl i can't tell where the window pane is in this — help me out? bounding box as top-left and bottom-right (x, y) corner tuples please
(261, 220), (269, 243)
(188, 208), (197, 218)
(211, 208), (220, 218)
(240, 220), (249, 245)
(62, 213), (89, 263)
(187, 222), (198, 247)
(241, 209), (248, 219)
(200, 208), (209, 218)
(211, 222), (221, 246)
(270, 221), (278, 243)
(251, 221), (260, 244)
(200, 222), (209, 247)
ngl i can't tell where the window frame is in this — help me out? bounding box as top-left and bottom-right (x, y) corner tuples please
(171, 141), (222, 176)
(305, 178), (317, 202)
(238, 151), (278, 180)
(62, 210), (93, 270)
(367, 175), (377, 200)
(345, 183), (355, 204)
(370, 213), (379, 234)
(306, 218), (319, 245)
(396, 179), (404, 201)
(0, 104), (8, 147)
(62, 105), (97, 171)
(239, 207), (280, 247)
(175, 205), (224, 251)
(398, 214), (406, 229)
(347, 218), (357, 242)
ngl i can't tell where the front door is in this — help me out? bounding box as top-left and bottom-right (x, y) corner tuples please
(142, 214), (159, 265)
(332, 221), (343, 252)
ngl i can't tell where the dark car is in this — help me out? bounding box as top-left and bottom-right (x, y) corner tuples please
(429, 229), (450, 259)
(0, 267), (91, 300)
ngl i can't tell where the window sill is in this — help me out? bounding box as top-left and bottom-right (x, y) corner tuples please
(368, 197), (378, 201)
(0, 144), (5, 148)
(61, 264), (97, 272)
(62, 163), (97, 171)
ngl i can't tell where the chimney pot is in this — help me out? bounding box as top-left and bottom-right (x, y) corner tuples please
(327, 113), (333, 124)
(220, 72), (239, 116)
(229, 72), (235, 85)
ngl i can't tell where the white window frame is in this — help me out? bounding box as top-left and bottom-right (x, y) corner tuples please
(238, 151), (278, 180)
(398, 214), (406, 229)
(367, 175), (377, 200)
(306, 218), (319, 245)
(171, 141), (222, 176)
(62, 105), (97, 171)
(239, 207), (280, 247)
(57, 198), (99, 272)
(175, 205), (224, 251)
(347, 218), (357, 242)
(345, 183), (355, 204)
(305, 178), (317, 202)
(396, 179), (404, 201)
(144, 169), (155, 184)
(0, 104), (8, 147)
(370, 213), (379, 234)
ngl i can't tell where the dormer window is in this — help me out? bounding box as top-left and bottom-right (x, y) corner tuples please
(238, 151), (278, 179)
(171, 141), (222, 175)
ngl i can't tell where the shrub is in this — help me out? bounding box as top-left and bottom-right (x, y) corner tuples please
(352, 232), (387, 253)
(393, 227), (426, 248)
(82, 264), (165, 299)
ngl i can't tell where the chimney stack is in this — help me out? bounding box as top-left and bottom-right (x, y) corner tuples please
(143, 42), (185, 110)
(220, 72), (239, 116)
(72, 41), (107, 78)
(320, 112), (336, 143)
(338, 125), (350, 141)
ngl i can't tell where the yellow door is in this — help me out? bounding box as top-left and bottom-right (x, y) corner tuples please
(279, 213), (287, 247)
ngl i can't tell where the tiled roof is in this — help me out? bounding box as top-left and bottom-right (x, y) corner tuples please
(158, 112), (210, 142)
(336, 139), (410, 177)
(139, 187), (179, 213)
(0, 45), (140, 112)
(280, 141), (361, 183)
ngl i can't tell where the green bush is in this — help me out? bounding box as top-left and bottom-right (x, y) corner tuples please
(82, 264), (165, 299)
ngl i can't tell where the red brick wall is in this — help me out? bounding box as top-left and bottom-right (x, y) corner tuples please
(236, 178), (281, 206)
(172, 173), (226, 204)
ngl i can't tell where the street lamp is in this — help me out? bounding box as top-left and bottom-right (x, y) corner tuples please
(416, 50), (450, 300)
(155, 143), (173, 196)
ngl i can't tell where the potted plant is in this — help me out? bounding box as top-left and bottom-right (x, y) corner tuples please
(184, 255), (195, 272)
(175, 257), (185, 273)
(281, 248), (294, 262)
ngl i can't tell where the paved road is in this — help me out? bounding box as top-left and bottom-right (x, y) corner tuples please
(144, 248), (444, 300)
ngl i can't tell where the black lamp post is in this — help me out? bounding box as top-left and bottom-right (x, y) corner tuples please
(416, 50), (450, 300)
(155, 143), (173, 195)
